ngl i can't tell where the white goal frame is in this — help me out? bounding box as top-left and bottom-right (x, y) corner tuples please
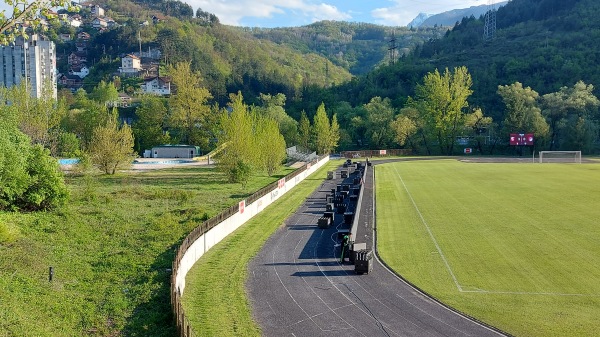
(539, 151), (582, 163)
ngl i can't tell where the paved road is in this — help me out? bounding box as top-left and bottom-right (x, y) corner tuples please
(247, 161), (507, 337)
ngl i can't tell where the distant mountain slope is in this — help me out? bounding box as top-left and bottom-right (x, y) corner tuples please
(418, 2), (508, 27)
(307, 0), (597, 122)
(408, 13), (433, 28)
(243, 21), (448, 75)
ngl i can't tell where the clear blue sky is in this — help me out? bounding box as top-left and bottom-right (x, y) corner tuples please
(184, 0), (494, 27)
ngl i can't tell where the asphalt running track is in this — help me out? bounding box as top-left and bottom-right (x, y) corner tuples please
(247, 160), (509, 337)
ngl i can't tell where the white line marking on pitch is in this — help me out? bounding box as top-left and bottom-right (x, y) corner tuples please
(392, 165), (464, 292)
(390, 165), (600, 298)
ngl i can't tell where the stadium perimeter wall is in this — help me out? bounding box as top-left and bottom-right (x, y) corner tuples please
(171, 155), (330, 336)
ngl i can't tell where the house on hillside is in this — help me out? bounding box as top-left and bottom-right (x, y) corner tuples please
(69, 16), (83, 27)
(105, 17), (118, 28)
(91, 5), (105, 17)
(119, 54), (142, 75)
(107, 93), (133, 108)
(140, 76), (171, 96)
(152, 14), (166, 24)
(59, 33), (72, 42)
(59, 74), (83, 88)
(68, 52), (87, 66)
(69, 65), (90, 78)
(92, 17), (107, 29)
(77, 31), (90, 41)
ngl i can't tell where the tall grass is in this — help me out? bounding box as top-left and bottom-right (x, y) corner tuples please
(0, 166), (292, 337)
(376, 160), (600, 337)
(0, 218), (19, 244)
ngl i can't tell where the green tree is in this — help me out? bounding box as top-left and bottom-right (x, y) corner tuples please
(57, 132), (81, 158)
(0, 120), (31, 210)
(411, 67), (473, 155)
(329, 114), (340, 154)
(498, 82), (550, 148)
(62, 90), (113, 148)
(0, 0), (74, 45)
(6, 82), (68, 154)
(464, 108), (494, 154)
(313, 103), (331, 155)
(168, 61), (213, 149)
(133, 96), (171, 154)
(258, 93), (298, 146)
(0, 97), (68, 211)
(89, 111), (137, 175)
(363, 97), (395, 148)
(392, 112), (417, 148)
(89, 80), (119, 105)
(298, 110), (311, 151)
(542, 81), (600, 151)
(217, 92), (255, 186)
(18, 144), (69, 210)
(254, 114), (286, 176)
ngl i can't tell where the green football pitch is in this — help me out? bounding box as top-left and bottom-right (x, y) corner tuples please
(375, 159), (600, 337)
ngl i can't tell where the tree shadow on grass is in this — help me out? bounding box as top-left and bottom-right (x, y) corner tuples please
(121, 247), (177, 337)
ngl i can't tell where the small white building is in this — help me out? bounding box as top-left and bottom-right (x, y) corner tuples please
(69, 65), (90, 78)
(69, 16), (83, 27)
(150, 145), (200, 158)
(140, 76), (171, 96)
(119, 54), (141, 74)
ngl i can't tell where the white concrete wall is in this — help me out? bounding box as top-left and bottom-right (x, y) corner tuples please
(175, 156), (329, 294)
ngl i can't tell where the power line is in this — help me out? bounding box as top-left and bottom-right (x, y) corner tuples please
(483, 0), (497, 41)
(388, 31), (397, 66)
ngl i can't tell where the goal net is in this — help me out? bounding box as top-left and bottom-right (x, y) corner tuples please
(539, 151), (582, 163)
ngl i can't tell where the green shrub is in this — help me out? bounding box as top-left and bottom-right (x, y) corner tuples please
(17, 145), (69, 211)
(0, 121), (68, 211)
(0, 123), (31, 210)
(58, 132), (81, 158)
(0, 220), (19, 244)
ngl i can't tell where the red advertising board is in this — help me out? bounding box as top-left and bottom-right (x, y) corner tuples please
(464, 148), (472, 154)
(239, 200), (245, 214)
(278, 178), (285, 189)
(510, 133), (534, 146)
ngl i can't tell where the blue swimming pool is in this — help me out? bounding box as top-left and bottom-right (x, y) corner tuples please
(58, 158), (80, 165)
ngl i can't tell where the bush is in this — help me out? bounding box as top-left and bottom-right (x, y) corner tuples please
(0, 123), (32, 210)
(58, 132), (81, 158)
(0, 123), (69, 211)
(0, 220), (19, 244)
(17, 145), (69, 211)
(227, 160), (252, 188)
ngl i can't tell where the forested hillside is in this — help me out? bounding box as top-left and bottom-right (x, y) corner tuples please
(57, 0), (352, 106)
(302, 0), (600, 153)
(242, 21), (447, 74)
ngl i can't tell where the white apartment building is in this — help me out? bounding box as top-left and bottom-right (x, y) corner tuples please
(119, 54), (142, 75)
(0, 34), (57, 99)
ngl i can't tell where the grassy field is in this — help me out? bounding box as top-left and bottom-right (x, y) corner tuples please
(0, 166), (293, 337)
(375, 159), (600, 337)
(181, 160), (340, 337)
